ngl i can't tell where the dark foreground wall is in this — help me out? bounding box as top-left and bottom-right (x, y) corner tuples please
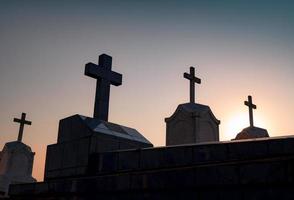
(9, 136), (294, 200)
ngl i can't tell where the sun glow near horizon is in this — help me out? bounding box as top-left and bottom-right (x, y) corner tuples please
(222, 111), (270, 141)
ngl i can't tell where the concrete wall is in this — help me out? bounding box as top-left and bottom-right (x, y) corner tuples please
(9, 136), (294, 200)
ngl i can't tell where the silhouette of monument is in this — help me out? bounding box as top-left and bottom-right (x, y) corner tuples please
(0, 113), (35, 197)
(234, 95), (269, 140)
(8, 55), (294, 200)
(44, 54), (152, 180)
(165, 66), (220, 145)
(13, 113), (32, 142)
(85, 54), (122, 121)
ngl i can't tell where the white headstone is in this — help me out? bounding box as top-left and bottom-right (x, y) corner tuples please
(165, 103), (220, 145)
(0, 141), (36, 196)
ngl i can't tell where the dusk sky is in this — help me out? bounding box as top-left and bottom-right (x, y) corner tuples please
(0, 0), (293, 181)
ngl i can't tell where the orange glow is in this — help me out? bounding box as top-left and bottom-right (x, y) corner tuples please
(223, 112), (269, 140)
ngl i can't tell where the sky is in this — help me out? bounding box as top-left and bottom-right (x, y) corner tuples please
(0, 0), (293, 181)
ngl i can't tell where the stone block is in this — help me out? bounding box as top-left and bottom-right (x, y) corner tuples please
(118, 141), (139, 150)
(33, 183), (49, 195)
(58, 115), (92, 143)
(162, 146), (193, 167)
(130, 174), (145, 190)
(45, 171), (60, 180)
(99, 152), (118, 172)
(195, 165), (219, 186)
(165, 103), (220, 145)
(75, 167), (87, 176)
(267, 138), (285, 155)
(115, 174), (131, 191)
(218, 189), (242, 200)
(0, 142), (36, 196)
(286, 159), (294, 183)
(62, 141), (78, 168)
(164, 168), (195, 188)
(228, 140), (268, 160)
(140, 148), (164, 169)
(95, 136), (119, 152)
(60, 168), (76, 178)
(45, 114), (153, 180)
(198, 188), (220, 199)
(216, 165), (239, 185)
(118, 150), (140, 171)
(93, 176), (116, 192)
(8, 183), (33, 196)
(266, 162), (287, 183)
(47, 180), (73, 193)
(144, 171), (168, 190)
(45, 144), (63, 171)
(76, 138), (91, 166)
(283, 138), (294, 154)
(193, 143), (228, 163)
(239, 163), (270, 184)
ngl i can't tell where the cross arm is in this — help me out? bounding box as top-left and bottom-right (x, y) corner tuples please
(183, 73), (201, 84)
(85, 63), (103, 79)
(85, 62), (122, 86)
(13, 118), (21, 123)
(13, 118), (32, 125)
(110, 72), (122, 86)
(244, 101), (257, 109)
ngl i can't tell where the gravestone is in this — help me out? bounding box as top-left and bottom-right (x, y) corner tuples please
(0, 113), (35, 197)
(165, 67), (220, 145)
(44, 54), (153, 180)
(234, 95), (269, 140)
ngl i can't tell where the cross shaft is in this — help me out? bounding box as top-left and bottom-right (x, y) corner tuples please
(184, 66), (201, 103)
(244, 95), (257, 127)
(13, 112), (32, 142)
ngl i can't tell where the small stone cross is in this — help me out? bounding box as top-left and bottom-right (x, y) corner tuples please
(244, 95), (257, 127)
(13, 112), (32, 142)
(184, 66), (201, 103)
(85, 54), (122, 121)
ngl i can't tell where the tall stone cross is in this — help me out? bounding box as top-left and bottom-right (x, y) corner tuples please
(85, 54), (122, 121)
(13, 112), (32, 142)
(244, 95), (257, 127)
(183, 66), (201, 103)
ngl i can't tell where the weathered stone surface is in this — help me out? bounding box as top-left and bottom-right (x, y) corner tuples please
(0, 142), (36, 196)
(45, 115), (153, 180)
(57, 115), (152, 145)
(118, 150), (140, 171)
(9, 136), (294, 200)
(165, 103), (220, 145)
(235, 126), (269, 140)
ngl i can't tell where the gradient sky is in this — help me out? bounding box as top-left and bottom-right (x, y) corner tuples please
(0, 0), (293, 181)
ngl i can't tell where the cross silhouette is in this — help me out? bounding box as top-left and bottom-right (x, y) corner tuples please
(183, 66), (201, 103)
(244, 95), (257, 127)
(13, 112), (32, 142)
(85, 54), (122, 121)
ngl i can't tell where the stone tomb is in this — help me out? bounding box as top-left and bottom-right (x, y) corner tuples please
(0, 113), (35, 197)
(235, 95), (269, 140)
(0, 142), (36, 196)
(45, 54), (153, 180)
(166, 67), (220, 145)
(45, 115), (152, 180)
(166, 103), (220, 145)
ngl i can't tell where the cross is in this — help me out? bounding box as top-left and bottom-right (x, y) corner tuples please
(183, 66), (201, 103)
(13, 112), (32, 142)
(85, 54), (122, 121)
(244, 95), (257, 127)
